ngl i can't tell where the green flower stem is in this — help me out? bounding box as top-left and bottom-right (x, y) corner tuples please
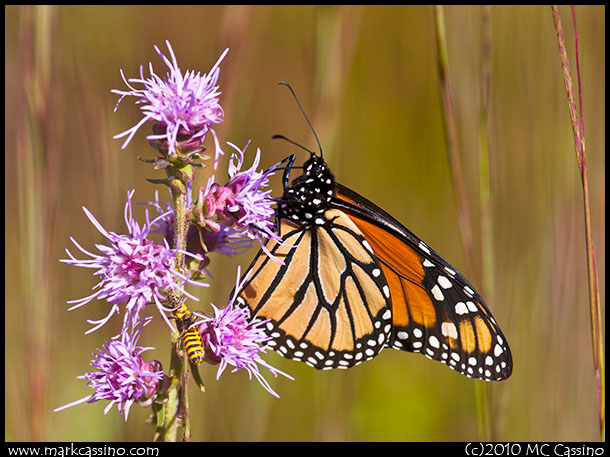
(157, 337), (183, 442)
(172, 190), (189, 265)
(157, 170), (193, 442)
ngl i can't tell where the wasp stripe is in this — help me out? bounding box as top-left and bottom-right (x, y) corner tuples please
(172, 298), (204, 366)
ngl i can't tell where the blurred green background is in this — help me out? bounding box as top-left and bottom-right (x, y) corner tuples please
(5, 5), (605, 442)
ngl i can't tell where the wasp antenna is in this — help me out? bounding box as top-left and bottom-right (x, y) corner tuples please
(271, 134), (317, 155)
(277, 81), (324, 158)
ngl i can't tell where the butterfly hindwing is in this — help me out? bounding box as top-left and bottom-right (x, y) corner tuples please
(237, 211), (393, 370)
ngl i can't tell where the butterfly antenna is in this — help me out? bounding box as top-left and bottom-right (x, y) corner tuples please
(278, 81), (324, 158)
(271, 134), (316, 155)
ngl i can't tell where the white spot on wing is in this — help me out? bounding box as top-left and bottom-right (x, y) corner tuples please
(494, 344), (504, 357)
(419, 241), (431, 254)
(454, 302), (468, 315)
(437, 275), (453, 289)
(362, 240), (373, 253)
(382, 285), (390, 298)
(441, 322), (458, 339)
(431, 285), (444, 301)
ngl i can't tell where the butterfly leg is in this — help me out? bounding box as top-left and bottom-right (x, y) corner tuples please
(281, 154), (296, 190)
(276, 153), (295, 232)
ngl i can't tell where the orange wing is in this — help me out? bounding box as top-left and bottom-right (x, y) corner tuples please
(334, 184), (512, 381)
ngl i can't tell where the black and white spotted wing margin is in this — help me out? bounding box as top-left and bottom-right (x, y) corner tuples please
(236, 210), (393, 369)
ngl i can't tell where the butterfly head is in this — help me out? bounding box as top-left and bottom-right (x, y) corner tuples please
(278, 153), (336, 227)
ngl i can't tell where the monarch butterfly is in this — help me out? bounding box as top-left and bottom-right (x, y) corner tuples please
(168, 293), (204, 366)
(235, 83), (512, 381)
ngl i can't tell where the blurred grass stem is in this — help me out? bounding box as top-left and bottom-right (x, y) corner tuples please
(16, 5), (59, 441)
(479, 6), (494, 311)
(434, 5), (490, 440)
(477, 4), (495, 440)
(433, 6), (476, 278)
(551, 5), (605, 440)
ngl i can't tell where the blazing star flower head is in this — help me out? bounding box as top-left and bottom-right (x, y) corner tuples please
(54, 319), (164, 421)
(196, 269), (294, 398)
(225, 141), (279, 239)
(193, 141), (284, 263)
(224, 142), (287, 263)
(112, 40), (228, 158)
(61, 190), (205, 334)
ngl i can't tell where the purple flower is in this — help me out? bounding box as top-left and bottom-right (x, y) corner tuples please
(225, 141), (279, 239)
(53, 319), (165, 421)
(112, 40), (228, 158)
(194, 141), (283, 262)
(61, 190), (205, 334)
(196, 268), (293, 398)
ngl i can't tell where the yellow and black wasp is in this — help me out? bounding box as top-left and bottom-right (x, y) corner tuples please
(167, 292), (204, 365)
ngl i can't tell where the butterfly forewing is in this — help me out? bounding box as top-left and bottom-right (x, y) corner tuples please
(237, 212), (393, 369)
(334, 186), (512, 380)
